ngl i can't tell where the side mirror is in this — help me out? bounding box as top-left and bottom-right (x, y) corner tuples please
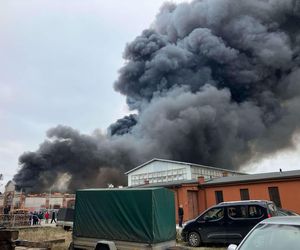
(227, 244), (238, 250)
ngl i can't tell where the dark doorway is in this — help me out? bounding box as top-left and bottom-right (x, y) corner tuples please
(268, 187), (281, 208)
(188, 191), (199, 219)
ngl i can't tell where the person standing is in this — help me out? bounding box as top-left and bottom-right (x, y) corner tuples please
(33, 211), (38, 225)
(45, 211), (49, 224)
(178, 204), (184, 228)
(50, 210), (56, 223)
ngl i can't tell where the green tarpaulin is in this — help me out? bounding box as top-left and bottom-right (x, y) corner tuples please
(73, 187), (176, 244)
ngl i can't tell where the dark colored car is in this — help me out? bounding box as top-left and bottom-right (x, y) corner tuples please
(227, 216), (300, 250)
(57, 208), (74, 231)
(181, 200), (278, 247)
(277, 208), (299, 216)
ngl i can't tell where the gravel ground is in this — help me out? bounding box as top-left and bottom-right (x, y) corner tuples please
(17, 226), (71, 250)
(15, 226), (227, 250)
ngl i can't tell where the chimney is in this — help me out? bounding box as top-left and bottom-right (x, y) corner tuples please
(198, 176), (205, 185)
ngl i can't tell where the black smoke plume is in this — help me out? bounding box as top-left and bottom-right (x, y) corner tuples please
(14, 0), (300, 192)
(108, 114), (138, 136)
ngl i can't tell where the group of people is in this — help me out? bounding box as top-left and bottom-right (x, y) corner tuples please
(30, 210), (57, 225)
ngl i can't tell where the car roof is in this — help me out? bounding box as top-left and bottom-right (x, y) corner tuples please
(216, 200), (272, 207)
(260, 216), (300, 225)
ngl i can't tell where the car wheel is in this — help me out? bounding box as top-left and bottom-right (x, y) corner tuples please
(188, 231), (201, 247)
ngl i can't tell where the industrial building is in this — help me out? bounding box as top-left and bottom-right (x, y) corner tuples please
(128, 159), (300, 223)
(0, 181), (75, 212)
(202, 170), (300, 213)
(2, 158), (300, 225)
(125, 158), (244, 186)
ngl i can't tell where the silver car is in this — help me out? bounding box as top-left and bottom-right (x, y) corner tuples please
(228, 216), (300, 250)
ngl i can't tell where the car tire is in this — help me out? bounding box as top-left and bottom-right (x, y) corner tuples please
(188, 231), (201, 247)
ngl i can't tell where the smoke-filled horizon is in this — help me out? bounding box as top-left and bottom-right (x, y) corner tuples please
(14, 0), (300, 192)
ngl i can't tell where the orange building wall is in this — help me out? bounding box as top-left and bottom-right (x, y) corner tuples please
(204, 179), (300, 214)
(166, 177), (300, 224)
(171, 184), (200, 223)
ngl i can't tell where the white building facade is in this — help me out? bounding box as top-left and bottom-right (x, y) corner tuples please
(126, 158), (245, 187)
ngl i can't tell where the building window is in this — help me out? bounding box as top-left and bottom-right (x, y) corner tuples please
(215, 191), (224, 204)
(240, 189), (250, 200)
(268, 187), (281, 208)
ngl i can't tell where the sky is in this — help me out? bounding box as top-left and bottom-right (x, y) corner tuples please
(1, 0), (300, 192)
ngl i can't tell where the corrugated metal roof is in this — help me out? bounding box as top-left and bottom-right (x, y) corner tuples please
(204, 169), (300, 186)
(125, 158), (245, 175)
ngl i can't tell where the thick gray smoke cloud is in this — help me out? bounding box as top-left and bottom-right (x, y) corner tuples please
(14, 0), (300, 192)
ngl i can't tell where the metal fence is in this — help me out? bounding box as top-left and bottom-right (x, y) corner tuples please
(0, 214), (39, 227)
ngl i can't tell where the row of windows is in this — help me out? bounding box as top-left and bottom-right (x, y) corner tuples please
(131, 168), (187, 185)
(215, 186), (282, 208)
(131, 168), (186, 181)
(191, 168), (240, 180)
(204, 205), (264, 221)
(131, 175), (186, 185)
(191, 167), (223, 179)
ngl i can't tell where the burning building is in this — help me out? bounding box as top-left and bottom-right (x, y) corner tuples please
(0, 181), (74, 213)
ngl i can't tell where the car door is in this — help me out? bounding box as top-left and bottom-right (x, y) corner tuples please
(225, 205), (249, 244)
(196, 207), (227, 243)
(247, 205), (266, 230)
(225, 205), (265, 244)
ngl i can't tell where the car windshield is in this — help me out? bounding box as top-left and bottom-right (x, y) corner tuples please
(238, 223), (300, 250)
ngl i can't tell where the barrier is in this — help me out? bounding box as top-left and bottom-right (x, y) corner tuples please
(0, 214), (39, 228)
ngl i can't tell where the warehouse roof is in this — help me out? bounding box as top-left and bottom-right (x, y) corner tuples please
(204, 169), (300, 186)
(125, 158), (245, 175)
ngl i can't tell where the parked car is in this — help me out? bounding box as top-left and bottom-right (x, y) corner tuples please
(181, 200), (278, 247)
(277, 208), (299, 216)
(227, 216), (300, 250)
(57, 208), (74, 231)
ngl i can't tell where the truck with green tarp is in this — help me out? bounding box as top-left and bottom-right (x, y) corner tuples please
(71, 187), (176, 250)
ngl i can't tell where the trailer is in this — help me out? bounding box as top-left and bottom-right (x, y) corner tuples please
(71, 187), (176, 250)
